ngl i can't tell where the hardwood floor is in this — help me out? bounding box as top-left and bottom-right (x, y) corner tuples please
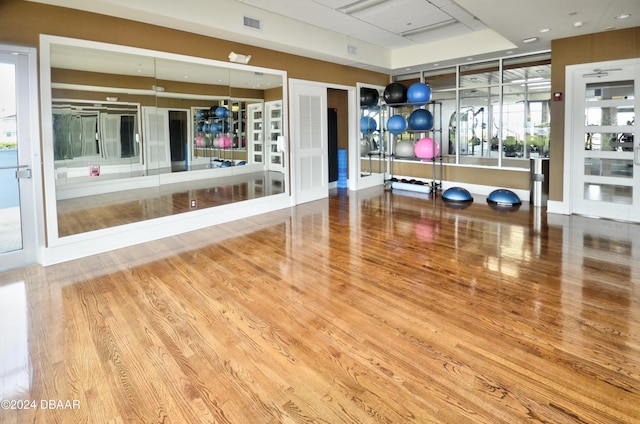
(1, 187), (639, 423)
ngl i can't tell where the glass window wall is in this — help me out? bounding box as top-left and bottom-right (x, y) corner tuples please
(393, 52), (551, 169)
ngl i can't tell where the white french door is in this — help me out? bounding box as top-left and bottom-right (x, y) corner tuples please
(566, 60), (640, 222)
(290, 80), (328, 204)
(142, 107), (172, 172)
(0, 47), (40, 271)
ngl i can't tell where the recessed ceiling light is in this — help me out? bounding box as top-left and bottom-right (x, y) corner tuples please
(539, 28), (550, 33)
(522, 37), (538, 43)
(574, 21), (584, 27)
(615, 14), (630, 20)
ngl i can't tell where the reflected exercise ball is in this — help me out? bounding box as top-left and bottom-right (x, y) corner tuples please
(387, 115), (407, 134)
(407, 82), (432, 105)
(414, 137), (439, 160)
(360, 139), (371, 155)
(217, 135), (232, 148)
(408, 109), (434, 131)
(360, 87), (380, 107)
(360, 116), (377, 134)
(383, 82), (407, 106)
(215, 106), (230, 118)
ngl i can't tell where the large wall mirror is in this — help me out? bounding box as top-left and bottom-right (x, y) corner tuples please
(356, 83), (387, 190)
(40, 36), (288, 244)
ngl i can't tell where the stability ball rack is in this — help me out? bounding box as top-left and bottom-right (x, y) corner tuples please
(387, 98), (443, 195)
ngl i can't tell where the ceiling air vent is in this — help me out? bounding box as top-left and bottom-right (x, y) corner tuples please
(243, 16), (262, 31)
(347, 45), (358, 55)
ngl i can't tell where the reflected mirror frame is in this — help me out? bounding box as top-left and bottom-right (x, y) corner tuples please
(39, 34), (288, 244)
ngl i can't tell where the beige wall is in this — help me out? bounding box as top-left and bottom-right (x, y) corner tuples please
(549, 27), (640, 202)
(0, 0), (389, 87)
(328, 89), (349, 150)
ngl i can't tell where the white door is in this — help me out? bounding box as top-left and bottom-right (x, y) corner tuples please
(266, 100), (285, 173)
(142, 107), (172, 172)
(0, 48), (40, 271)
(290, 80), (328, 204)
(566, 60), (640, 222)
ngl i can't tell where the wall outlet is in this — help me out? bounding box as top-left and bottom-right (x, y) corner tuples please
(190, 199), (197, 208)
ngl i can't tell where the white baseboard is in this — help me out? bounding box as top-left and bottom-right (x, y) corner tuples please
(546, 200), (565, 215)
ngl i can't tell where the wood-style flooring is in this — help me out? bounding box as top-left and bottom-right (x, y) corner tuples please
(1, 187), (639, 423)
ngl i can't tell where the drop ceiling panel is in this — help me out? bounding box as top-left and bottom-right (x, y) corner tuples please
(353, 0), (453, 34)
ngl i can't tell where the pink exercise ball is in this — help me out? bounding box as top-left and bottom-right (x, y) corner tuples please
(196, 134), (205, 147)
(414, 137), (439, 160)
(218, 135), (232, 148)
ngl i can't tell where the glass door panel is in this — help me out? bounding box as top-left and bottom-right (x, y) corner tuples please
(0, 49), (36, 271)
(0, 60), (22, 256)
(571, 64), (639, 221)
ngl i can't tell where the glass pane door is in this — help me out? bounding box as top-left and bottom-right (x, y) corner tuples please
(0, 48), (36, 271)
(0, 59), (22, 255)
(571, 65), (640, 222)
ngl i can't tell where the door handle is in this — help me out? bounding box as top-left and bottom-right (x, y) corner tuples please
(0, 164), (31, 179)
(15, 164), (31, 179)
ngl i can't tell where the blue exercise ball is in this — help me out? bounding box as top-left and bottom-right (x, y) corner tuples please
(212, 120), (230, 133)
(407, 82), (432, 105)
(215, 106), (230, 118)
(387, 115), (407, 134)
(443, 187), (473, 202)
(360, 116), (377, 134)
(383, 82), (407, 106)
(408, 109), (434, 131)
(487, 189), (522, 207)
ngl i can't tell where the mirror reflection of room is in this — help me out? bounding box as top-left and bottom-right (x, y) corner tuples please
(47, 40), (287, 237)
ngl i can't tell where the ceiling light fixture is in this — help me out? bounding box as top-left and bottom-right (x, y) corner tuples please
(522, 37), (538, 43)
(339, 0), (388, 15)
(539, 28), (550, 33)
(228, 52), (252, 64)
(615, 14), (630, 20)
(573, 21), (584, 27)
(401, 19), (458, 37)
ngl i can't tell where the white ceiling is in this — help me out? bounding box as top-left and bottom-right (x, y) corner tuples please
(29, 0), (640, 73)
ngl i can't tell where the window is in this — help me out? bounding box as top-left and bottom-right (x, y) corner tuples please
(393, 52), (551, 169)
